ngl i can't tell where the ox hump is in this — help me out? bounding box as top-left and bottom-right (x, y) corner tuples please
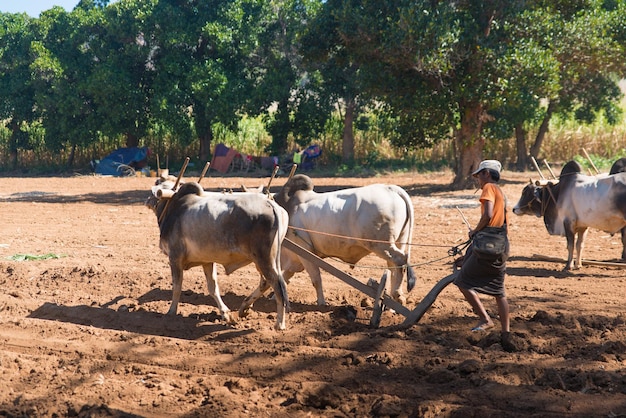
(286, 174), (314, 192)
(174, 182), (204, 198)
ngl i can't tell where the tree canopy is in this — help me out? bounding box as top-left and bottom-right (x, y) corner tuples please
(0, 0), (624, 186)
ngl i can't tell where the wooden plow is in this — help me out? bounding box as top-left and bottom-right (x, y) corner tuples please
(282, 238), (458, 329)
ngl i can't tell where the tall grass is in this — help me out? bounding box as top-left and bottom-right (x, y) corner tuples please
(2, 103), (626, 174)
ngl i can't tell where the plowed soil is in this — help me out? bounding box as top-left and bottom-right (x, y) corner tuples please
(1, 170), (625, 417)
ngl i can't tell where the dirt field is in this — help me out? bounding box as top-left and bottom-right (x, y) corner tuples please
(1, 169), (625, 417)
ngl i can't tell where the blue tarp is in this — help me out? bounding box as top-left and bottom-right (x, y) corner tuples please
(94, 147), (150, 176)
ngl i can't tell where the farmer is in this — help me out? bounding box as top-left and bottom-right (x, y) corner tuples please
(454, 160), (512, 348)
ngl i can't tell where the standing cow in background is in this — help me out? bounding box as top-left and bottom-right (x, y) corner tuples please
(610, 157), (626, 259)
(147, 181), (290, 330)
(274, 174), (416, 306)
(513, 160), (626, 270)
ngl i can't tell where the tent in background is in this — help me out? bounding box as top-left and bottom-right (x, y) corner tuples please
(94, 147), (150, 176)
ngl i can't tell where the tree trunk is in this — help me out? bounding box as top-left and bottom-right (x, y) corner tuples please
(514, 124), (528, 171)
(125, 133), (139, 149)
(451, 102), (485, 190)
(8, 119), (19, 169)
(199, 124), (213, 163)
(67, 144), (76, 168)
(268, 97), (290, 156)
(529, 100), (556, 159)
(342, 97), (355, 164)
(194, 104), (213, 163)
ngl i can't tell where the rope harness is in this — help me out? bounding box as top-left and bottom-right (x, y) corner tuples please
(287, 225), (465, 270)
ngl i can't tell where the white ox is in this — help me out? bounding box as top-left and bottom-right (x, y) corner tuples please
(274, 174), (416, 305)
(146, 180), (290, 330)
(513, 160), (626, 270)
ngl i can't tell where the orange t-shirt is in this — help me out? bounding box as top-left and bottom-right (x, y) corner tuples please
(480, 183), (508, 227)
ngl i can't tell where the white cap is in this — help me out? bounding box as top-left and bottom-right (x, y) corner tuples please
(472, 160), (502, 176)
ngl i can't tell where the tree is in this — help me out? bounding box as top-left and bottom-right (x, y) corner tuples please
(149, 0), (266, 162)
(300, 0), (368, 165)
(329, 0), (626, 188)
(0, 12), (39, 168)
(493, 2), (626, 170)
(86, 0), (158, 148)
(247, 0), (322, 156)
(33, 6), (105, 167)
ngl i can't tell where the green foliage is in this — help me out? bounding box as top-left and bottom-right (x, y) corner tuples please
(213, 116), (272, 155)
(8, 253), (66, 261)
(573, 150), (626, 172)
(0, 0), (625, 177)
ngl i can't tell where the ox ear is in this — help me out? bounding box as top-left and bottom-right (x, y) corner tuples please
(528, 178), (533, 185)
(151, 185), (161, 197)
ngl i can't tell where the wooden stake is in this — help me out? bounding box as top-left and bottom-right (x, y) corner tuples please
(158, 157), (190, 223)
(531, 156), (545, 180)
(543, 160), (557, 179)
(370, 270), (388, 328)
(265, 165), (280, 198)
(288, 164), (298, 180)
(198, 161), (210, 184)
(582, 148), (600, 174)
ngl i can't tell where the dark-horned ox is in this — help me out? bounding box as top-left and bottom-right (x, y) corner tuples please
(274, 174), (416, 306)
(610, 157), (626, 259)
(147, 180), (290, 330)
(512, 160), (626, 270)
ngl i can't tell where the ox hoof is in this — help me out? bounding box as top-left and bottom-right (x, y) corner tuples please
(238, 306), (251, 318)
(394, 295), (407, 306)
(222, 312), (237, 325)
(274, 321), (286, 331)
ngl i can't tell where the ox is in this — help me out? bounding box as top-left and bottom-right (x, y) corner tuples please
(512, 161), (626, 270)
(610, 158), (626, 259)
(146, 180), (290, 330)
(274, 174), (416, 306)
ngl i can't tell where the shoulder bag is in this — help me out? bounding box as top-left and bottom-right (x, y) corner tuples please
(472, 186), (508, 261)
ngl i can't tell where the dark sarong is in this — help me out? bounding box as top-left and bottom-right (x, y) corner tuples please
(454, 239), (509, 297)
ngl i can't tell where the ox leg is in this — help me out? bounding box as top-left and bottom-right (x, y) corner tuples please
(300, 259), (326, 306)
(377, 246), (412, 304)
(386, 260), (407, 305)
(239, 274), (268, 317)
(167, 262), (184, 315)
(202, 263), (234, 324)
(239, 269), (289, 331)
(563, 220), (576, 271)
(574, 228), (588, 270)
(265, 269), (289, 330)
(621, 228), (626, 260)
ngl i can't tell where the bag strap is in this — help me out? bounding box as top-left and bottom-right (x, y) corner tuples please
(496, 184), (508, 230)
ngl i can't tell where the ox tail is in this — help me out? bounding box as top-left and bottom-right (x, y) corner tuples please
(269, 200), (290, 311)
(396, 186), (417, 292)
